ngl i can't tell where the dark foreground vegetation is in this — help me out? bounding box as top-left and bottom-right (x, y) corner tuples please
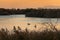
(0, 8), (60, 18)
(0, 23), (60, 40)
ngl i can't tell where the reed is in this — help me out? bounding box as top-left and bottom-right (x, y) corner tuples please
(0, 24), (59, 40)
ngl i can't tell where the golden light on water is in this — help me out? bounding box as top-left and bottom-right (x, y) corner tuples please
(0, 17), (60, 31)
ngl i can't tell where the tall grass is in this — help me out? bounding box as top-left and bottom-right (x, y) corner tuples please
(0, 23), (60, 40)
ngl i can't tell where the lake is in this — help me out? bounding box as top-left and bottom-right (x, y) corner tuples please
(0, 15), (60, 31)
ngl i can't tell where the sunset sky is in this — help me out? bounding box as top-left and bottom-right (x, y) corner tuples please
(0, 0), (60, 8)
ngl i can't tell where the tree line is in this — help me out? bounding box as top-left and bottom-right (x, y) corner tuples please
(0, 8), (60, 18)
(25, 8), (60, 18)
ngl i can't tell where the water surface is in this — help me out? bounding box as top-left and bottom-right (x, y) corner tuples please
(0, 15), (60, 31)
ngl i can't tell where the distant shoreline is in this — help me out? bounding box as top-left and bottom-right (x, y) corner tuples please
(0, 8), (60, 18)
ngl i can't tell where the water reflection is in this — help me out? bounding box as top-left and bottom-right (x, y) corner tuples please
(0, 15), (60, 31)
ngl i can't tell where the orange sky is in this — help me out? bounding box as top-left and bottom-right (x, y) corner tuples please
(0, 0), (60, 8)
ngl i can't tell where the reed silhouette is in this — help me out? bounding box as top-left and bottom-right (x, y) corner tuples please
(0, 23), (59, 40)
